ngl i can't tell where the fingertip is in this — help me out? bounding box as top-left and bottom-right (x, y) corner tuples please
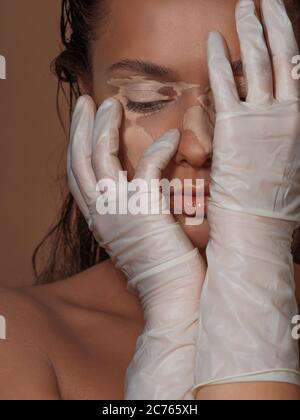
(207, 31), (222, 45)
(135, 129), (180, 180)
(142, 129), (180, 159)
(77, 94), (95, 108)
(97, 97), (122, 114)
(73, 95), (96, 121)
(167, 128), (180, 139)
(73, 96), (85, 117)
(98, 96), (119, 109)
(207, 31), (223, 52)
(159, 129), (181, 145)
(207, 32), (226, 61)
(96, 97), (123, 127)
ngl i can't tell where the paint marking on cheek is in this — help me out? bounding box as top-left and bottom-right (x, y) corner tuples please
(123, 125), (154, 169)
(109, 81), (168, 169)
(112, 91), (155, 170)
(108, 77), (216, 168)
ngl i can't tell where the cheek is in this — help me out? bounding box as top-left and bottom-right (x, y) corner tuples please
(119, 88), (216, 177)
(120, 124), (154, 179)
(118, 104), (172, 179)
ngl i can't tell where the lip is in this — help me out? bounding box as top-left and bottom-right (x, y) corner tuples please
(169, 181), (210, 218)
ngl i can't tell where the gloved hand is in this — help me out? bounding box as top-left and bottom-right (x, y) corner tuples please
(67, 95), (207, 399)
(193, 0), (300, 393)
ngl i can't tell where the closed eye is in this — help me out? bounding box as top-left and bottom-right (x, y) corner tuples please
(125, 99), (174, 115)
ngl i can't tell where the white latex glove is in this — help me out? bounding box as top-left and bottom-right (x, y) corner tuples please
(193, 0), (300, 393)
(67, 95), (207, 400)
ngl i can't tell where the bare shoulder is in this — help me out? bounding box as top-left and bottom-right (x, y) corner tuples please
(0, 258), (141, 354)
(0, 261), (143, 400)
(0, 286), (61, 399)
(0, 285), (51, 327)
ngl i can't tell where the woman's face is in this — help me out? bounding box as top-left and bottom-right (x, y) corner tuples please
(87, 0), (256, 254)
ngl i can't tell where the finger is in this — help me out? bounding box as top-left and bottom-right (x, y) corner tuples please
(236, 0), (273, 105)
(92, 98), (124, 182)
(207, 31), (240, 112)
(67, 111), (90, 220)
(67, 166), (90, 224)
(134, 129), (180, 182)
(68, 95), (98, 207)
(261, 0), (300, 101)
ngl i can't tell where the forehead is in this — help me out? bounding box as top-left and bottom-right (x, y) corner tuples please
(93, 0), (253, 83)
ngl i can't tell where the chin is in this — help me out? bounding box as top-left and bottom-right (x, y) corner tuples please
(174, 213), (210, 251)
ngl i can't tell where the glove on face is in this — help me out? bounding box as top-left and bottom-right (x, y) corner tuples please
(68, 96), (207, 399)
(193, 0), (300, 392)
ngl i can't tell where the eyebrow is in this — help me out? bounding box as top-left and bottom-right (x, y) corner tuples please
(108, 59), (177, 79)
(108, 58), (244, 79)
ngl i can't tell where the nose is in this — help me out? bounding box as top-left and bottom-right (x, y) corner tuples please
(174, 130), (212, 168)
(173, 88), (214, 169)
(174, 131), (212, 169)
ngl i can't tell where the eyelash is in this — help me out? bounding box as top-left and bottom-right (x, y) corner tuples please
(125, 99), (173, 115)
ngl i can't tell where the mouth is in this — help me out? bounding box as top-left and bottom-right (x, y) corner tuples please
(170, 180), (211, 218)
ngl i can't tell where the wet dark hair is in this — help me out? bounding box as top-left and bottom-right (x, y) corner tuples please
(33, 0), (300, 283)
(32, 0), (110, 283)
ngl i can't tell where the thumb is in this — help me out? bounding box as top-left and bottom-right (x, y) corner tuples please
(134, 129), (180, 183)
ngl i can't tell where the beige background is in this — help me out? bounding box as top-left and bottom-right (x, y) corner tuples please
(0, 1), (67, 287)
